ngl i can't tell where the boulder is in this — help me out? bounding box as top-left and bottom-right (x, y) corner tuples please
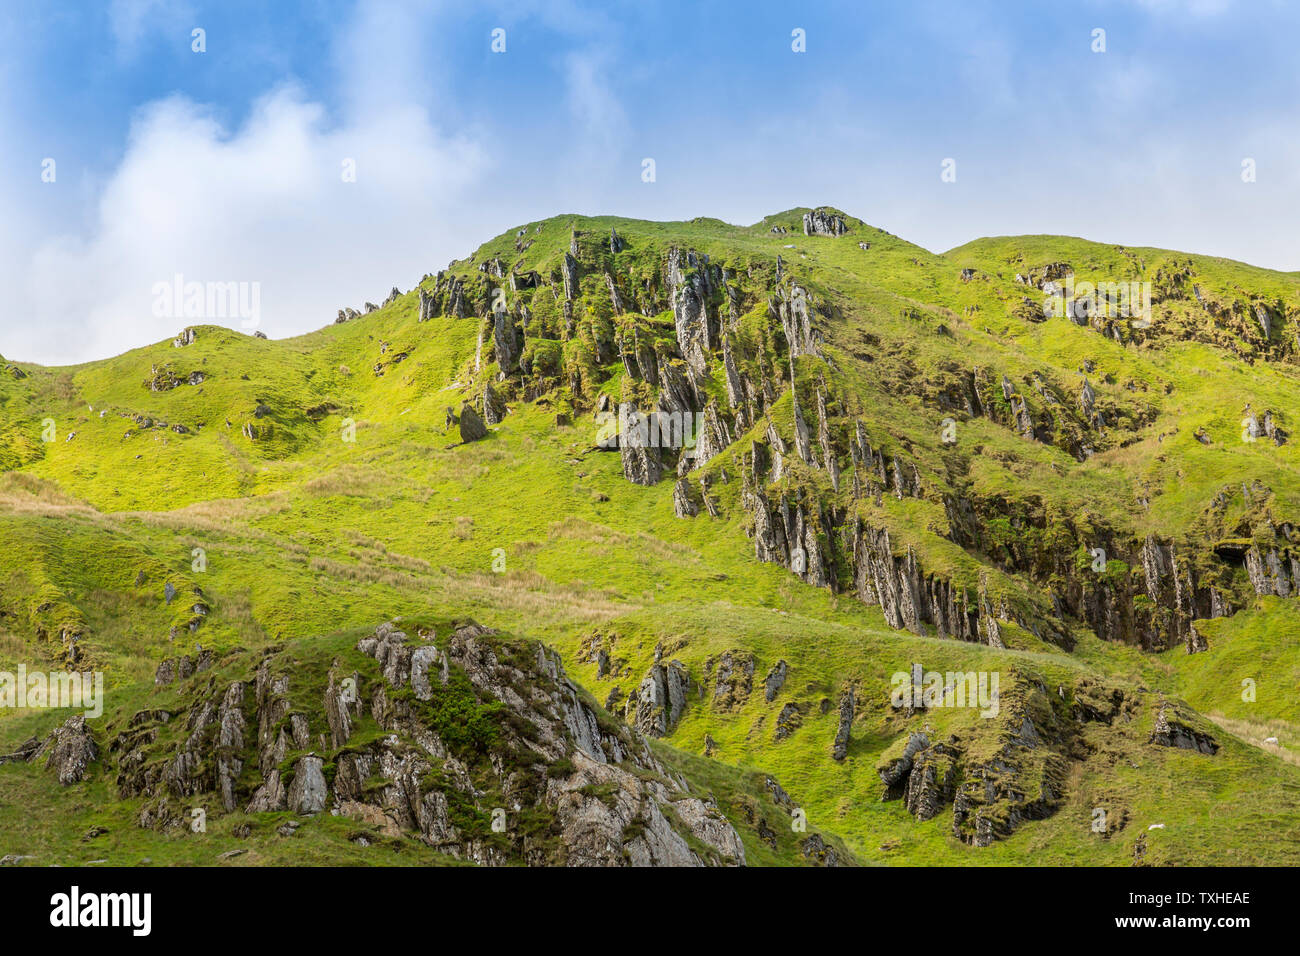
(459, 404), (489, 442)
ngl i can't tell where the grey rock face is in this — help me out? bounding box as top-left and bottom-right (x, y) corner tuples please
(1149, 700), (1218, 754)
(672, 477), (698, 517)
(802, 208), (847, 236)
(482, 382), (507, 425)
(216, 681), (246, 811)
(619, 408), (662, 486)
(631, 660), (689, 738)
(831, 687), (854, 761)
(671, 270), (710, 377)
(324, 670), (356, 748)
(774, 702), (802, 741)
(764, 660), (788, 702)
(33, 715), (98, 785)
(562, 252), (580, 300)
(96, 617), (753, 866)
(903, 742), (959, 822)
(459, 404), (489, 442)
(288, 755), (328, 813)
(878, 732), (931, 788)
(1255, 303), (1273, 338)
(711, 651), (754, 710)
(492, 305), (520, 373)
(777, 283), (818, 358)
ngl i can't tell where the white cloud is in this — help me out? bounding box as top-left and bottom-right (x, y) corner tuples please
(5, 84), (486, 365)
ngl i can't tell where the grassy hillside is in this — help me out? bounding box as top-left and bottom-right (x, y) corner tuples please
(3, 207), (1300, 865)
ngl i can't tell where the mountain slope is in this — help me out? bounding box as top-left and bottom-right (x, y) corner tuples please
(2, 207), (1300, 865)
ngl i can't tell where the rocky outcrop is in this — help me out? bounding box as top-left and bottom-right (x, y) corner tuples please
(669, 249), (711, 378)
(31, 715), (97, 785)
(672, 476), (698, 517)
(774, 702), (802, 741)
(1245, 543), (1295, 597)
(105, 620), (747, 866)
(831, 687), (854, 760)
(629, 659), (688, 737)
(619, 408), (662, 486)
(492, 305), (521, 373)
(482, 383), (507, 425)
(878, 674), (1067, 847)
(763, 660), (788, 702)
(459, 404), (488, 442)
(1149, 699), (1218, 755)
(802, 208), (847, 237)
(709, 651), (754, 710)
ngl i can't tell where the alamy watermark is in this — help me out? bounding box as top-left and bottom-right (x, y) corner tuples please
(1043, 275), (1152, 328)
(890, 666), (1000, 718)
(596, 402), (706, 456)
(152, 274), (261, 330)
(0, 665), (104, 718)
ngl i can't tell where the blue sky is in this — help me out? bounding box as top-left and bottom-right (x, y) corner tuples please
(2, 0), (1298, 364)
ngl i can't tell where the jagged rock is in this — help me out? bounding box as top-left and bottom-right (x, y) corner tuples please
(459, 404), (488, 442)
(774, 703), (802, 741)
(562, 252), (580, 300)
(903, 742), (959, 821)
(800, 833), (842, 866)
(672, 477), (698, 517)
(779, 284), (817, 357)
(1149, 700), (1218, 754)
(1263, 410), (1288, 445)
(33, 715), (98, 785)
(710, 651), (754, 710)
(619, 407), (662, 486)
(1254, 303), (1273, 338)
(831, 687), (854, 761)
(791, 369), (815, 466)
(691, 401), (731, 469)
(1245, 544), (1292, 597)
(763, 660), (788, 702)
(802, 208), (847, 236)
(878, 732), (931, 788)
(482, 382), (507, 426)
(173, 328), (197, 347)
(287, 755), (328, 813)
(492, 304), (520, 373)
(670, 253), (710, 378)
(324, 670), (356, 748)
(632, 660), (688, 737)
(215, 681), (245, 812)
(605, 273), (624, 313)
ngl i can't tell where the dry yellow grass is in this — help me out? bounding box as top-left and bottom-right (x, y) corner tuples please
(1207, 712), (1300, 767)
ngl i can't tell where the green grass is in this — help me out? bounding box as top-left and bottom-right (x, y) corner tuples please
(4, 207), (1300, 865)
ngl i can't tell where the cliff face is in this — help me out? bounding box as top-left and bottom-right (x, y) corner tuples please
(410, 207), (1300, 660)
